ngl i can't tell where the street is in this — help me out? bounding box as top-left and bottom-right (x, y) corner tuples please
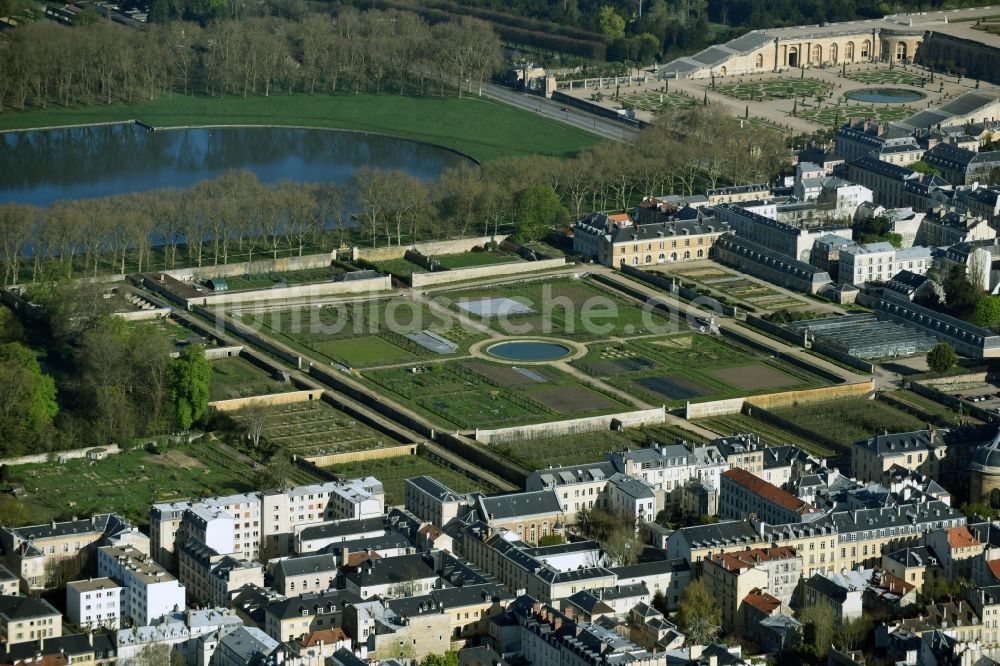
(481, 82), (639, 143)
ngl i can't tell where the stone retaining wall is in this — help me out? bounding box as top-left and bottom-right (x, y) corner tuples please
(302, 444), (417, 467)
(356, 236), (507, 262)
(0, 444), (123, 467)
(193, 275), (391, 306)
(474, 407), (666, 445)
(409, 258), (567, 288)
(208, 389), (323, 412)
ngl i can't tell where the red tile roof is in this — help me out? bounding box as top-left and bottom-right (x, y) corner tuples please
(708, 546), (798, 573)
(609, 213), (631, 222)
(876, 570), (915, 596)
(722, 467), (819, 515)
(743, 588), (781, 614)
(946, 526), (981, 549)
(988, 559), (1000, 581)
(301, 628), (349, 648)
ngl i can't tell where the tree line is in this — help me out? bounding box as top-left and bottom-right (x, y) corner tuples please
(0, 7), (500, 111)
(0, 105), (788, 285)
(0, 279), (213, 458)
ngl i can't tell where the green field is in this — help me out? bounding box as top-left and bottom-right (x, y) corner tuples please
(374, 258), (428, 278)
(0, 94), (601, 162)
(575, 333), (826, 407)
(229, 400), (396, 459)
(717, 78), (832, 100)
(244, 298), (485, 367)
(447, 278), (663, 341)
(325, 453), (496, 505)
(770, 397), (925, 447)
(216, 267), (337, 292)
(490, 423), (708, 469)
(210, 356), (292, 401)
(435, 252), (521, 269)
(800, 103), (914, 126)
(364, 360), (628, 429)
(5, 443), (253, 526)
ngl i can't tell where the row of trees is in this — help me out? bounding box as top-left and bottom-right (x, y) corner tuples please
(0, 106), (789, 285)
(0, 7), (500, 111)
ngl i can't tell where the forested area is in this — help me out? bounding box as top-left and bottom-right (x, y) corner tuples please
(0, 7), (501, 111)
(0, 105), (787, 286)
(0, 280), (214, 458)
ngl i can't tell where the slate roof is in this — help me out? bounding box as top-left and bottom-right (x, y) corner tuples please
(406, 475), (467, 502)
(479, 490), (563, 521)
(266, 589), (361, 621)
(218, 627), (279, 664)
(343, 553), (437, 588)
(886, 545), (939, 568)
(675, 520), (761, 550)
(0, 596), (60, 620)
(274, 554), (339, 579)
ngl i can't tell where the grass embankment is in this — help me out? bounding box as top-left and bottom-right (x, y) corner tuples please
(0, 93), (602, 162)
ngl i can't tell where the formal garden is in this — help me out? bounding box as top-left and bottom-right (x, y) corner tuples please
(228, 400), (397, 460)
(842, 69), (929, 86)
(717, 78), (832, 100)
(574, 333), (827, 408)
(445, 278), (665, 341)
(798, 102), (915, 126)
(619, 91), (697, 112)
(362, 359), (628, 430)
(242, 297), (486, 368)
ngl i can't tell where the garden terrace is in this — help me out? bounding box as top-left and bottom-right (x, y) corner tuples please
(324, 451), (497, 505)
(574, 333), (828, 408)
(768, 397), (926, 448)
(5, 443), (253, 527)
(209, 356), (295, 401)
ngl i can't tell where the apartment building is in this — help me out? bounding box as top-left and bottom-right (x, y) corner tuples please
(460, 525), (615, 603)
(605, 444), (696, 495)
(475, 491), (564, 545)
(664, 521), (766, 575)
(114, 608), (243, 664)
(272, 554), (339, 596)
(0, 566), (19, 597)
(150, 479), (385, 569)
(702, 547), (800, 635)
(66, 578), (123, 630)
(714, 203), (851, 261)
(176, 538), (264, 608)
(838, 241), (932, 285)
(525, 463), (658, 524)
(851, 429), (951, 484)
(264, 589), (361, 643)
(719, 468), (823, 525)
(0, 514), (144, 591)
(213, 626), (281, 666)
(343, 553), (440, 600)
(404, 476), (473, 529)
(97, 545), (185, 627)
(882, 545), (940, 592)
(926, 526), (985, 579)
(0, 596), (61, 646)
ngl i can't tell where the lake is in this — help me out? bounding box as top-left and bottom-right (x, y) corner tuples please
(0, 123), (472, 206)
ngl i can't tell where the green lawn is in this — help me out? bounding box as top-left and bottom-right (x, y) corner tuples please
(447, 278), (664, 341)
(325, 453), (496, 505)
(363, 359), (628, 430)
(435, 252), (520, 269)
(5, 443), (253, 526)
(318, 335), (417, 366)
(209, 356), (292, 401)
(218, 267), (337, 292)
(0, 94), (602, 162)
